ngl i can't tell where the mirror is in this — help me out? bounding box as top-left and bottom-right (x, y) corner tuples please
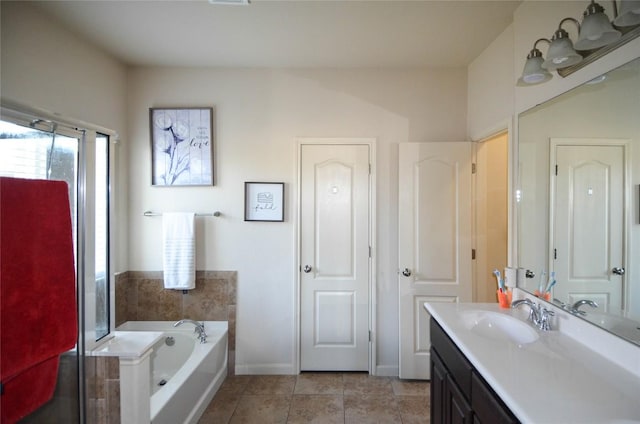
(517, 55), (640, 345)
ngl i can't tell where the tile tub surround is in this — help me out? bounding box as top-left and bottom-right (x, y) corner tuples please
(86, 356), (121, 424)
(115, 270), (237, 374)
(198, 373), (431, 423)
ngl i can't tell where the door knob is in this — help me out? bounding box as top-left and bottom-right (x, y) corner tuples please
(525, 270), (535, 278)
(401, 268), (411, 277)
(303, 265), (312, 273)
(612, 267), (625, 276)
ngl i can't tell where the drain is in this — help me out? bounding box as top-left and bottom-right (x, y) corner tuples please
(158, 379), (167, 386)
(165, 336), (175, 346)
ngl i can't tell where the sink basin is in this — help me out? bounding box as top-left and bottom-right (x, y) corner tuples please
(460, 310), (539, 344)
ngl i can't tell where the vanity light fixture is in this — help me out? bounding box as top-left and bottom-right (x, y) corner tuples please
(543, 18), (583, 70)
(613, 0), (640, 27)
(517, 38), (553, 86)
(518, 0), (640, 85)
(575, 0), (621, 50)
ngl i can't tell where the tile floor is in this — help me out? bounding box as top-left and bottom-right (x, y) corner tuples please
(198, 373), (431, 423)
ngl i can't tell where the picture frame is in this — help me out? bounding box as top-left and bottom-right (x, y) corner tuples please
(150, 107), (214, 186)
(244, 182), (285, 222)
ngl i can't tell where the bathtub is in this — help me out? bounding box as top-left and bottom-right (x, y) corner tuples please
(116, 321), (228, 424)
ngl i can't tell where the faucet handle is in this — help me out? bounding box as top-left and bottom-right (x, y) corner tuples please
(537, 306), (554, 331)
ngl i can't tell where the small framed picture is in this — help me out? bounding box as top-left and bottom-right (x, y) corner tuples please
(150, 107), (214, 186)
(244, 182), (285, 222)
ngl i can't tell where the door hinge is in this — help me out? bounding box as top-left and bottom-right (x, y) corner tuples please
(472, 163), (477, 174)
(369, 246), (372, 258)
(472, 249), (476, 260)
(555, 165), (558, 176)
(369, 164), (372, 174)
(554, 248), (557, 260)
(368, 330), (372, 342)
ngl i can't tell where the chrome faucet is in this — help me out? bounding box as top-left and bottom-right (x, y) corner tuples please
(511, 298), (538, 322)
(570, 299), (598, 316)
(174, 319), (207, 343)
(512, 299), (555, 331)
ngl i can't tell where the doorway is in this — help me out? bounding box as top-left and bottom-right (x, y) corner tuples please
(298, 140), (374, 372)
(473, 131), (509, 303)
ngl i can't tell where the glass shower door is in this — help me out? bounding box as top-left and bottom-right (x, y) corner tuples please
(0, 120), (81, 423)
(1, 111), (113, 423)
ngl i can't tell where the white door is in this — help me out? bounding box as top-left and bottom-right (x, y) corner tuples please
(398, 142), (473, 379)
(552, 140), (626, 312)
(300, 143), (370, 371)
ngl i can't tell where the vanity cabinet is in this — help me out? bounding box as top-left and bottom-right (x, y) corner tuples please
(430, 318), (519, 424)
(431, 348), (472, 423)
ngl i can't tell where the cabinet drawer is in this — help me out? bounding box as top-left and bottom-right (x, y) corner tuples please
(430, 318), (473, 399)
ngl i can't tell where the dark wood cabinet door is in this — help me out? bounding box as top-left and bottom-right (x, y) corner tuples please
(431, 348), (447, 424)
(471, 372), (518, 424)
(446, 373), (473, 424)
(430, 318), (519, 424)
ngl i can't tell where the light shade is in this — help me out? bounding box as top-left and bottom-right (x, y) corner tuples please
(518, 47), (552, 86)
(613, 0), (640, 28)
(575, 1), (621, 50)
(543, 28), (582, 70)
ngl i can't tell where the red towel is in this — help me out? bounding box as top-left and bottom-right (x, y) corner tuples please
(0, 177), (78, 423)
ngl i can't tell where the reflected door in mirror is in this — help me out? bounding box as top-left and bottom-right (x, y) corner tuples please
(551, 140), (626, 311)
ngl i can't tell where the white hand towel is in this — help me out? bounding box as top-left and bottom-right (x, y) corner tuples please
(162, 212), (196, 290)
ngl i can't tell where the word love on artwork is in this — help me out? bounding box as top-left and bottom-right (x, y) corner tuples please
(190, 126), (210, 149)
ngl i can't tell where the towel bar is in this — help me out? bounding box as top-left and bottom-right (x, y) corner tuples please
(143, 210), (221, 217)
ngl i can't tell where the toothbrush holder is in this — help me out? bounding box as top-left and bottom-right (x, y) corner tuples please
(534, 290), (551, 301)
(497, 289), (512, 308)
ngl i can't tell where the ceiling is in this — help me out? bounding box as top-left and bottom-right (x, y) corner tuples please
(33, 0), (521, 68)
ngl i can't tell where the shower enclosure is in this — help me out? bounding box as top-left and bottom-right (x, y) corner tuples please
(0, 108), (115, 423)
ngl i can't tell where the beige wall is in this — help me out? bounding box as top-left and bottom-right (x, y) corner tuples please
(7, 0), (636, 375)
(467, 24), (514, 140)
(1, 0), (469, 374)
(126, 67), (467, 373)
(1, 1), (129, 274)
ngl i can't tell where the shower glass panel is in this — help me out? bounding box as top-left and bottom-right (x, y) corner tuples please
(0, 120), (78, 233)
(95, 134), (109, 340)
(0, 120), (111, 345)
(0, 120), (81, 423)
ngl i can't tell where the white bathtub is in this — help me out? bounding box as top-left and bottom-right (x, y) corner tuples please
(117, 321), (228, 424)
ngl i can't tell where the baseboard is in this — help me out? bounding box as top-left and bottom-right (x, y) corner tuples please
(235, 363), (296, 375)
(235, 363), (399, 377)
(375, 365), (399, 377)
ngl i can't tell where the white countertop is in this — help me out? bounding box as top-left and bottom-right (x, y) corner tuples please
(425, 302), (640, 423)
